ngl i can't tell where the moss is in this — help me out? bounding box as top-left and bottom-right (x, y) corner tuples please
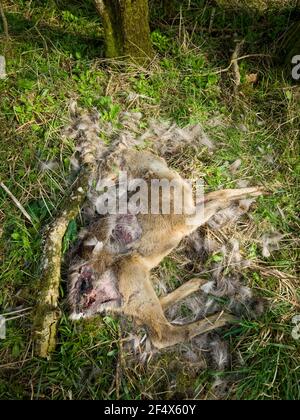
(121, 0), (154, 62)
(95, 0), (123, 58)
(95, 0), (153, 62)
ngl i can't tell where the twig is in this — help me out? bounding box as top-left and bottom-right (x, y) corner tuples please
(5, 313), (31, 321)
(105, 73), (113, 96)
(0, 1), (9, 40)
(214, 53), (267, 75)
(0, 181), (34, 225)
(197, 54), (272, 78)
(33, 102), (100, 358)
(1, 307), (32, 317)
(0, 359), (32, 369)
(231, 39), (244, 97)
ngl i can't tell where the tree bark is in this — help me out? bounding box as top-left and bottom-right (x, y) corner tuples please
(280, 20), (300, 66)
(0, 0), (9, 40)
(94, 0), (153, 63)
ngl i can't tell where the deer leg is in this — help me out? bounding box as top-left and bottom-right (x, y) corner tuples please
(187, 186), (264, 228)
(150, 312), (236, 349)
(202, 187), (264, 203)
(118, 256), (236, 350)
(159, 277), (207, 311)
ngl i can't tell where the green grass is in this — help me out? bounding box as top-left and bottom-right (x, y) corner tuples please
(0, 0), (300, 400)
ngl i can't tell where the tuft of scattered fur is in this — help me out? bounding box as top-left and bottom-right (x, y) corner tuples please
(186, 229), (221, 262)
(229, 158), (242, 173)
(261, 231), (284, 258)
(63, 103), (214, 172)
(185, 233), (266, 320)
(207, 198), (256, 230)
(40, 160), (59, 171)
(209, 335), (230, 371)
(145, 120), (215, 155)
(236, 179), (250, 188)
(62, 102), (106, 167)
(210, 377), (230, 399)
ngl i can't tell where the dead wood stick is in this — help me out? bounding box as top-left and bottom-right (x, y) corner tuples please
(231, 39), (244, 97)
(33, 169), (91, 358)
(0, 1), (9, 40)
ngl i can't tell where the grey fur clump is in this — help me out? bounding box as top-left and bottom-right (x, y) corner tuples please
(183, 229), (265, 320)
(184, 234), (265, 320)
(145, 119), (215, 155)
(207, 198), (256, 230)
(63, 102), (214, 169)
(261, 231), (284, 258)
(62, 101), (106, 166)
(0, 56), (6, 79)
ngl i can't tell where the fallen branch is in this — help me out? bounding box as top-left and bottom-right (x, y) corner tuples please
(0, 1), (9, 40)
(231, 38), (244, 97)
(33, 171), (91, 358)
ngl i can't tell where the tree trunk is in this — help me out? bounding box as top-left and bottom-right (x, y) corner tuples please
(0, 0), (9, 40)
(280, 20), (300, 66)
(94, 0), (153, 63)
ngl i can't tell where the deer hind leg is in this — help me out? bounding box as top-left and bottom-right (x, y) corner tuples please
(187, 186), (264, 228)
(118, 258), (235, 349)
(159, 277), (208, 311)
(150, 312), (236, 349)
(202, 187), (263, 203)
